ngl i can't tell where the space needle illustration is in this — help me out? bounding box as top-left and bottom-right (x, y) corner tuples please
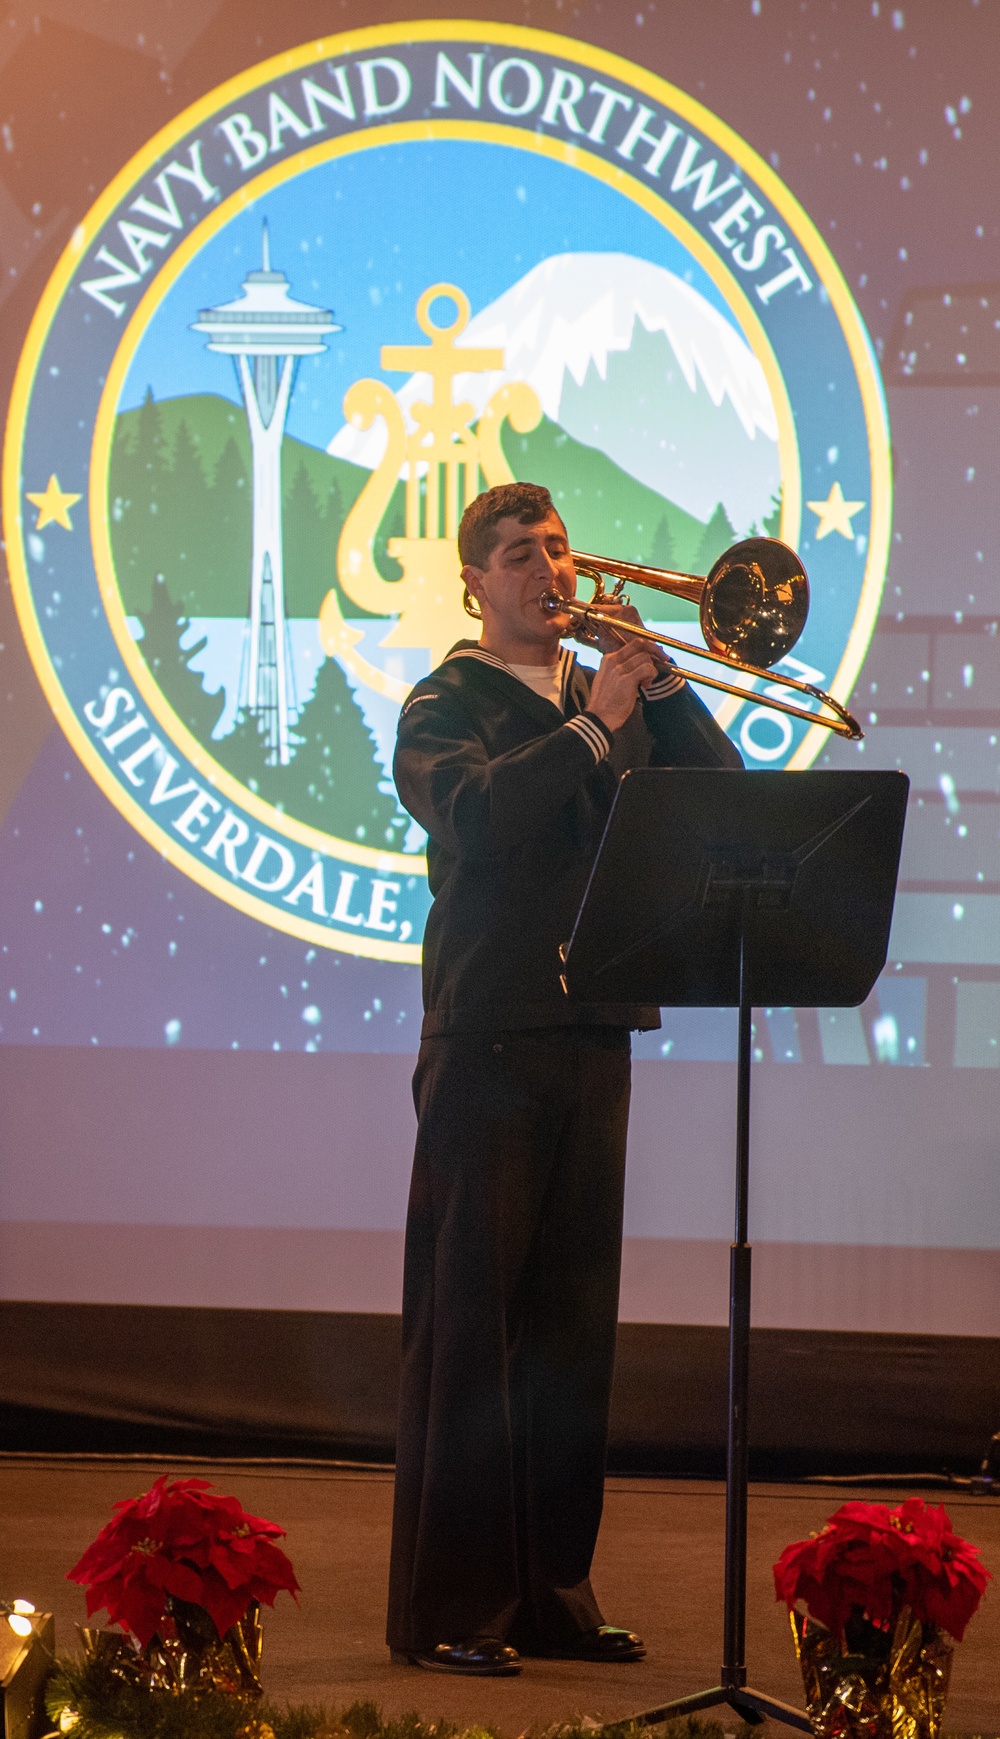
(192, 224), (340, 766)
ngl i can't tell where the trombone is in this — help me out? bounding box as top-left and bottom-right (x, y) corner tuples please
(541, 536), (862, 741)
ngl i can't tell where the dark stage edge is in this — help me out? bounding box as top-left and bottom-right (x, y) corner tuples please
(1, 1304), (998, 1477)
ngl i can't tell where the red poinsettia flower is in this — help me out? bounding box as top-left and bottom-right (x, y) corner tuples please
(68, 1477), (300, 1648)
(890, 1496), (993, 1640)
(773, 1497), (991, 1645)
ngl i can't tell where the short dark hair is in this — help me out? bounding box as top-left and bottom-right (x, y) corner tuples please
(458, 482), (560, 569)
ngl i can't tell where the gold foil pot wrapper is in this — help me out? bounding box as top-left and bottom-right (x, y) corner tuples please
(78, 1599), (264, 1700)
(77, 1625), (147, 1684)
(790, 1607), (953, 1739)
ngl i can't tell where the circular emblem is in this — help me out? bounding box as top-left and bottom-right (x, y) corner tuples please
(3, 22), (890, 963)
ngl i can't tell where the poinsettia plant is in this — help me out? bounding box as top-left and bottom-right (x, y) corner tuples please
(67, 1476), (300, 1649)
(774, 1496), (991, 1646)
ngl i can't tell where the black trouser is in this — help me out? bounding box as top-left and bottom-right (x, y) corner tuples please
(386, 1025), (632, 1654)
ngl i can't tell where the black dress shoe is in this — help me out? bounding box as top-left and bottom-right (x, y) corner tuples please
(533, 1625), (645, 1662)
(394, 1638), (521, 1675)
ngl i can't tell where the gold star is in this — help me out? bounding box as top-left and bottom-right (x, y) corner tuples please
(807, 480), (866, 541)
(25, 474), (82, 531)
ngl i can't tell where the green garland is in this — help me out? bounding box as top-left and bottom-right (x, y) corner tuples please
(45, 1659), (759, 1739)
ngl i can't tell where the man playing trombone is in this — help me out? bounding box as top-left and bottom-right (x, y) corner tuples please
(387, 481), (742, 1676)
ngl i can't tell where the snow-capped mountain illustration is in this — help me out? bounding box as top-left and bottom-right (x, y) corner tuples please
(328, 252), (781, 533)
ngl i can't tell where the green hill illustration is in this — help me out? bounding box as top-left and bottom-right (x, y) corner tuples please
(107, 389), (772, 842)
(110, 390), (406, 619)
(110, 389), (757, 625)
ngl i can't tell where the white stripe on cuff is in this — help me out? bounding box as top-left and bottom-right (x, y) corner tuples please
(566, 712), (611, 763)
(642, 669), (687, 700)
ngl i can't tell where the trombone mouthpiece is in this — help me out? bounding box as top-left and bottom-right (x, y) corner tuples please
(539, 590), (569, 614)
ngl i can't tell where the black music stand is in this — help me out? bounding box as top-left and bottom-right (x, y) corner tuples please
(561, 768), (909, 1730)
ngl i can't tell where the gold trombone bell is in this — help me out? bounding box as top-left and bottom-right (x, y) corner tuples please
(545, 536), (862, 741)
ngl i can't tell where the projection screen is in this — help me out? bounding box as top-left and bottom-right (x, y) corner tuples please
(0, 1), (997, 1343)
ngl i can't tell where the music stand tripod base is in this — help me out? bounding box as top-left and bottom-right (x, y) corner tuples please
(560, 768), (908, 1736)
(632, 1684), (812, 1730)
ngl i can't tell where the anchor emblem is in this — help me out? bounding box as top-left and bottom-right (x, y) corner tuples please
(321, 283), (542, 687)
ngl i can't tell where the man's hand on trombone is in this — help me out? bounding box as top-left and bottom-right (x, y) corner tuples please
(583, 598), (676, 733)
(586, 596), (675, 676)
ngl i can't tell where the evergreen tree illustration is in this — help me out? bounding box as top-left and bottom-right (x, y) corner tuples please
(213, 707), (275, 797)
(648, 512), (676, 570)
(761, 485), (783, 538)
(282, 459), (328, 617)
(694, 501), (738, 573)
(323, 469), (344, 540)
(136, 385), (167, 485)
(317, 468), (345, 605)
(136, 572), (225, 743)
(161, 419), (212, 614)
(110, 387), (169, 614)
(204, 436), (251, 616)
(214, 656), (407, 847)
(281, 457), (364, 617)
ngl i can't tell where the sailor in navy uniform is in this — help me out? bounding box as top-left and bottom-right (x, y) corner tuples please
(387, 482), (742, 1675)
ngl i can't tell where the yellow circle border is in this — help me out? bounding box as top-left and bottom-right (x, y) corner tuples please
(3, 17), (890, 960)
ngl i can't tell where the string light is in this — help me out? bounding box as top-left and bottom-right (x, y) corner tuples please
(3, 1597), (36, 1638)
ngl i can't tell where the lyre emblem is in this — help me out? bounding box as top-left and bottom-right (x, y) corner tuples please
(320, 284), (542, 681)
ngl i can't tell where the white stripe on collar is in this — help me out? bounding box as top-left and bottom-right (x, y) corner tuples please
(446, 643), (578, 689)
(445, 646), (513, 672)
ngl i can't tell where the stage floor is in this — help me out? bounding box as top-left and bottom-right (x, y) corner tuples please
(1, 1459), (997, 1733)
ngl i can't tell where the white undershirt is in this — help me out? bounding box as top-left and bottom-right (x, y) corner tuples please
(507, 661), (564, 709)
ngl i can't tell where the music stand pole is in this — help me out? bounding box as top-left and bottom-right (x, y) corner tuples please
(631, 897), (811, 1733)
(724, 897), (754, 1696)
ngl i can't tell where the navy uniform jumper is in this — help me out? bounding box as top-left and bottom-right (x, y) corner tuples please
(387, 640), (742, 1655)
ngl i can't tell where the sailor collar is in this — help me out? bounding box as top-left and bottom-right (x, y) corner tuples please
(444, 642), (582, 717)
